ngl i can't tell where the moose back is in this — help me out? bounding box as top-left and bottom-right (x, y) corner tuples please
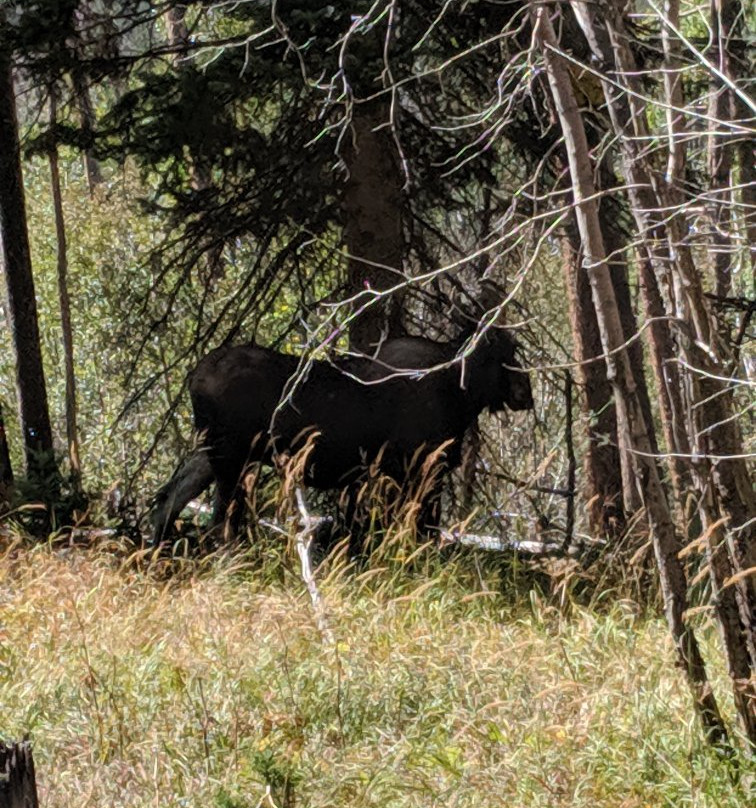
(155, 330), (533, 542)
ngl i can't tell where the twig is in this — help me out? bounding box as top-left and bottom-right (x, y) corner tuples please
(294, 488), (334, 645)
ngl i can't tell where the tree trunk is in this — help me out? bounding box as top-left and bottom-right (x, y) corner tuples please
(636, 253), (693, 519)
(600, 196), (655, 518)
(72, 69), (103, 195)
(166, 4), (204, 193)
(659, 2), (756, 736)
(343, 99), (406, 352)
(0, 33), (57, 493)
(49, 88), (82, 494)
(569, 0), (755, 749)
(165, 3), (224, 284)
(72, 2), (104, 194)
(705, 0), (738, 297)
(165, 5), (212, 193)
(533, 3), (729, 749)
(556, 146), (655, 537)
(559, 214), (623, 538)
(0, 402), (13, 510)
(0, 741), (39, 808)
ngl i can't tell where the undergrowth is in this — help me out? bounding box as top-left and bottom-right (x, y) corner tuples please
(0, 536), (751, 807)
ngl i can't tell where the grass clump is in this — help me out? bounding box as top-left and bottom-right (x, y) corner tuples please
(0, 539), (750, 807)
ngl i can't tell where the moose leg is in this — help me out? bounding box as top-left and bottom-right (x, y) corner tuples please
(151, 451), (214, 545)
(210, 467), (247, 542)
(416, 483), (443, 539)
(340, 484), (367, 559)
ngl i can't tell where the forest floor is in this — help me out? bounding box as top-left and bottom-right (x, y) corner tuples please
(0, 537), (751, 808)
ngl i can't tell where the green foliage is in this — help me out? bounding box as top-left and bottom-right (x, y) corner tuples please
(12, 447), (87, 530)
(2, 0), (558, 525)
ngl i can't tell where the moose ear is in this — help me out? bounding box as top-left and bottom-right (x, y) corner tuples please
(449, 289), (478, 334)
(478, 278), (500, 312)
(478, 279), (510, 324)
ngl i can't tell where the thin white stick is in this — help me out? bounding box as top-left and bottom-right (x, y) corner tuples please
(295, 488), (334, 645)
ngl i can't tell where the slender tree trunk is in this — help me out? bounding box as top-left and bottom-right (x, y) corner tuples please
(557, 165), (654, 535)
(645, 0), (696, 519)
(0, 402), (13, 510)
(72, 2), (104, 194)
(600, 197), (655, 517)
(166, 4), (211, 190)
(660, 2), (756, 734)
(705, 0), (738, 297)
(0, 33), (57, 495)
(49, 88), (82, 494)
(736, 114), (756, 276)
(636, 253), (693, 518)
(72, 70), (103, 195)
(559, 214), (624, 537)
(533, 3), (729, 749)
(570, 0), (755, 748)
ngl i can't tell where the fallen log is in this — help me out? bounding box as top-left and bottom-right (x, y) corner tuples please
(439, 529), (564, 555)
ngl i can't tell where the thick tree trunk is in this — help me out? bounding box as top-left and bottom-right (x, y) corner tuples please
(0, 37), (57, 493)
(534, 3), (729, 749)
(49, 89), (82, 493)
(165, 4), (223, 284)
(343, 99), (406, 352)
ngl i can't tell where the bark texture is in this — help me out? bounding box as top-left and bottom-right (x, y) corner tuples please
(569, 0), (755, 748)
(49, 89), (82, 492)
(72, 3), (104, 194)
(343, 100), (406, 352)
(559, 214), (623, 537)
(0, 38), (56, 483)
(705, 0), (739, 297)
(0, 402), (13, 509)
(637, 254), (693, 517)
(535, 3), (729, 749)
(165, 3), (224, 284)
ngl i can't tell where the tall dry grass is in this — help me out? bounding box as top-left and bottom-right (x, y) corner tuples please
(0, 537), (749, 807)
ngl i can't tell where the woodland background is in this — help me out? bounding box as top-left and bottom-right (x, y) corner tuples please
(0, 1), (754, 804)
